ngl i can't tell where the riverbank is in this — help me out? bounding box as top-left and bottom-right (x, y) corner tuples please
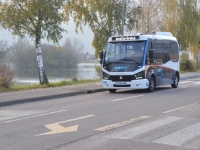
(13, 63), (101, 85)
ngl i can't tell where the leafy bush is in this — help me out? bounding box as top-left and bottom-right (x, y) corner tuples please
(196, 62), (200, 70)
(180, 54), (197, 72)
(0, 63), (14, 88)
(71, 77), (79, 82)
(94, 65), (102, 79)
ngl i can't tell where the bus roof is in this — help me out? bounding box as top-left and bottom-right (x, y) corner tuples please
(108, 32), (177, 42)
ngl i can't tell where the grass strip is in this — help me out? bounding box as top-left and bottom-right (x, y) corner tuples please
(0, 78), (101, 93)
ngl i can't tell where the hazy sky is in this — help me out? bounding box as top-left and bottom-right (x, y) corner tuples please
(0, 20), (95, 54)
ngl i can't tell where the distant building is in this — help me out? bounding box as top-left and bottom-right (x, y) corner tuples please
(78, 52), (96, 62)
(85, 52), (90, 60)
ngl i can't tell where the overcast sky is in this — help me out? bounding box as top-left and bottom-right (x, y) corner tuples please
(0, 20), (95, 54)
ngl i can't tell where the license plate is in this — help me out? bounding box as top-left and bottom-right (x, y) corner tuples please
(115, 82), (127, 85)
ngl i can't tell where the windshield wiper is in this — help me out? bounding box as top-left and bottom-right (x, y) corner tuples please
(118, 58), (140, 65)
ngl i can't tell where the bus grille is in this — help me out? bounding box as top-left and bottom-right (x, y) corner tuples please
(109, 75), (133, 82)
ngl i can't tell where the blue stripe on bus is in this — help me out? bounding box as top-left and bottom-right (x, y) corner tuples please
(143, 38), (150, 66)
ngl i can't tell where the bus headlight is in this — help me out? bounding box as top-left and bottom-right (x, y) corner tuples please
(103, 72), (109, 80)
(134, 71), (145, 80)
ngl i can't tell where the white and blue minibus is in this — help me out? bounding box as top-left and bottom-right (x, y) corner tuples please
(99, 32), (180, 93)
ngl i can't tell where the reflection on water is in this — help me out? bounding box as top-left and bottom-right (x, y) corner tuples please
(14, 63), (100, 85)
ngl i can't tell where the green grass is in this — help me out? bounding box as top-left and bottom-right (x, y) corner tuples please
(0, 78), (101, 93)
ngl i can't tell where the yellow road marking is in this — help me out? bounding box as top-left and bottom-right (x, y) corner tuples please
(5, 110), (67, 123)
(163, 103), (197, 114)
(111, 95), (143, 102)
(36, 124), (79, 136)
(36, 115), (95, 136)
(95, 116), (151, 132)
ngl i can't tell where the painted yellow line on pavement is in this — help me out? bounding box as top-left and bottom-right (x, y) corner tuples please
(95, 116), (151, 132)
(5, 110), (67, 123)
(111, 95), (143, 102)
(163, 103), (197, 114)
(36, 124), (79, 136)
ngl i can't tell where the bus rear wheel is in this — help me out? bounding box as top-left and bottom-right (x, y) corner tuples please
(109, 89), (116, 93)
(171, 74), (179, 88)
(148, 76), (155, 92)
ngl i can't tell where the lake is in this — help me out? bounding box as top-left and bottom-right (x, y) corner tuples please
(13, 63), (101, 85)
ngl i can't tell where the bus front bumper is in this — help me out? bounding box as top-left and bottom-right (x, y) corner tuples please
(102, 79), (149, 89)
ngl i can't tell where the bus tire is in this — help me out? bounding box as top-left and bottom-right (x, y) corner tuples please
(109, 89), (116, 93)
(148, 76), (155, 92)
(171, 73), (178, 88)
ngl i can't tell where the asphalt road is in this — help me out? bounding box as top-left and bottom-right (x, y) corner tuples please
(1, 78), (200, 150)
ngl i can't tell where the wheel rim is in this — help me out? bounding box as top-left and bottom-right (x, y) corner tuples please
(150, 78), (154, 90)
(175, 76), (178, 86)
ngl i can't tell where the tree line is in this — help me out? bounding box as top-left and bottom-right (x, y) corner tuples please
(1, 37), (83, 68)
(0, 0), (200, 84)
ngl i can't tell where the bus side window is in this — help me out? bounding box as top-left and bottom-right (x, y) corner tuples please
(163, 40), (171, 63)
(154, 40), (164, 65)
(170, 41), (179, 62)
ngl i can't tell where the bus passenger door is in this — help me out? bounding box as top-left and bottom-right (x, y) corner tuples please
(153, 40), (164, 86)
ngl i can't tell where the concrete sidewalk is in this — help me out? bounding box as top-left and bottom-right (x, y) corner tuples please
(0, 72), (200, 107)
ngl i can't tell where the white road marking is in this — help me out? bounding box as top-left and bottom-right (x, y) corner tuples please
(111, 95), (143, 102)
(95, 116), (151, 132)
(153, 122), (200, 147)
(179, 81), (193, 84)
(52, 115), (95, 125)
(194, 81), (200, 85)
(5, 110), (67, 123)
(107, 116), (183, 139)
(163, 103), (197, 114)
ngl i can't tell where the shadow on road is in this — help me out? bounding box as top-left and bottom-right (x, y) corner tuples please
(109, 86), (173, 94)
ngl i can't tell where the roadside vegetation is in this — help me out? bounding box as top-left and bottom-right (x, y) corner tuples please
(0, 77), (101, 93)
(180, 54), (200, 73)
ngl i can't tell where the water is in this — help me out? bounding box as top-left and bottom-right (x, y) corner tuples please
(13, 63), (101, 85)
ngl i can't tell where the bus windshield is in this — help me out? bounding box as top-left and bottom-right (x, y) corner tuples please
(105, 41), (146, 65)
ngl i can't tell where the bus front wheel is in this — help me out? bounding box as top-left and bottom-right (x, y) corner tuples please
(148, 76), (155, 92)
(109, 89), (116, 93)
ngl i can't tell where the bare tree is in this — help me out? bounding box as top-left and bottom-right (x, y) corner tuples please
(0, 40), (9, 62)
(137, 0), (165, 34)
(62, 38), (78, 68)
(72, 38), (84, 54)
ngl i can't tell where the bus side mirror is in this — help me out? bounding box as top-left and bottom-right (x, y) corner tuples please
(100, 51), (103, 64)
(100, 51), (103, 59)
(149, 49), (154, 64)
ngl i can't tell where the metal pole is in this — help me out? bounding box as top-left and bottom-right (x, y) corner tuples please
(122, 0), (124, 35)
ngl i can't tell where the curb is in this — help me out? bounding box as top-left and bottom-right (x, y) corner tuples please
(0, 88), (107, 107)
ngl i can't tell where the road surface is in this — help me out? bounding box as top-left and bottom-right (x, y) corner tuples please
(1, 78), (200, 150)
